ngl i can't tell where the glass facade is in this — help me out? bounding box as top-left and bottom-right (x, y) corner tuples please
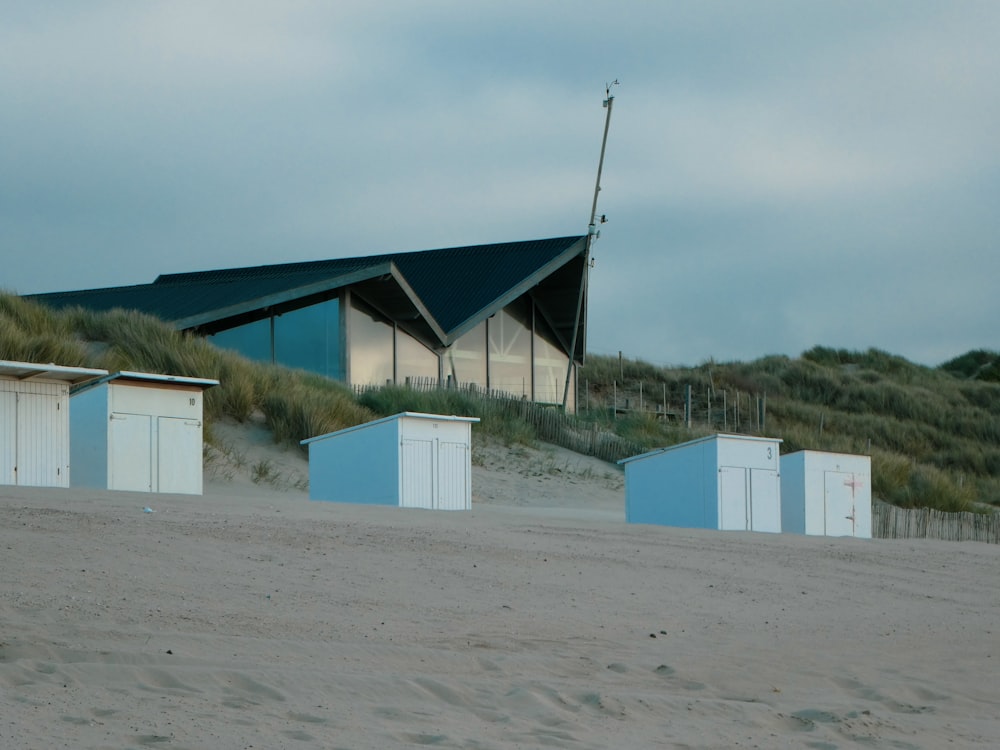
(488, 298), (532, 398)
(445, 321), (487, 390)
(397, 327), (439, 385)
(348, 296), (394, 385)
(207, 317), (272, 363)
(203, 288), (576, 410)
(274, 298), (341, 379)
(533, 318), (571, 405)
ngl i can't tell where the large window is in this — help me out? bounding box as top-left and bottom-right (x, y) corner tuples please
(204, 289), (577, 410)
(397, 327), (439, 385)
(533, 317), (570, 406)
(488, 298), (532, 398)
(275, 298), (341, 379)
(207, 317), (272, 363)
(349, 297), (394, 385)
(445, 321), (487, 390)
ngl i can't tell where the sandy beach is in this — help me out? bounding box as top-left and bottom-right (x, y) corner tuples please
(2, 431), (998, 749)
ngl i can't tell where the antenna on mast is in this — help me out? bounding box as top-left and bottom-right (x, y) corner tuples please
(563, 80), (618, 411)
(588, 79), (619, 239)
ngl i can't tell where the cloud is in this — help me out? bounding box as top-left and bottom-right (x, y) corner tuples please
(1, 1), (997, 367)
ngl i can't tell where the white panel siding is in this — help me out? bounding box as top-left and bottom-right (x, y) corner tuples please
(304, 413), (476, 509)
(749, 469), (782, 532)
(1, 378), (81, 488)
(71, 378), (209, 495)
(623, 435), (782, 531)
(0, 391), (16, 485)
(437, 441), (471, 510)
(16, 393), (69, 487)
(400, 438), (434, 508)
(780, 451), (871, 538)
(158, 417), (203, 494)
(823, 471), (856, 536)
(109, 413), (153, 491)
(718, 466), (748, 530)
(111, 383), (203, 419)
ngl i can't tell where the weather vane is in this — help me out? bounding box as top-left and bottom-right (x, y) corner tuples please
(604, 79), (620, 105)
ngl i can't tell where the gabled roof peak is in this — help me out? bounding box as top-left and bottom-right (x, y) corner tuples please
(153, 235), (584, 286)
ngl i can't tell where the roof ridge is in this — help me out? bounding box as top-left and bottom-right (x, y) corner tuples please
(153, 235), (585, 286)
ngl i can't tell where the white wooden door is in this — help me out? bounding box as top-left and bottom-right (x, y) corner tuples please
(0, 392), (16, 485)
(749, 469), (781, 532)
(400, 438), (434, 508)
(109, 413), (152, 491)
(824, 470), (858, 536)
(158, 417), (202, 494)
(437, 441), (469, 510)
(16, 393), (67, 487)
(718, 466), (748, 530)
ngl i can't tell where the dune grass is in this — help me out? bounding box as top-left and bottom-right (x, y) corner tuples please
(3, 292), (998, 512)
(579, 347), (1000, 512)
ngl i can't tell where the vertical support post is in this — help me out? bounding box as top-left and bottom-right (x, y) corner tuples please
(269, 315), (276, 364)
(562, 84), (616, 411)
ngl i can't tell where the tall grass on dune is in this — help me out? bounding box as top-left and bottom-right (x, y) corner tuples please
(357, 385), (536, 445)
(0, 294), (91, 366)
(264, 376), (376, 449)
(2, 291), (998, 511)
(581, 348), (1000, 510)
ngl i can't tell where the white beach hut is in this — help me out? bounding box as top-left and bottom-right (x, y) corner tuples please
(0, 359), (108, 487)
(780, 450), (872, 538)
(619, 433), (783, 532)
(70, 371), (219, 495)
(301, 412), (479, 510)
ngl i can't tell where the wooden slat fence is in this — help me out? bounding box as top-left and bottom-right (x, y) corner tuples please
(479, 397), (647, 464)
(872, 504), (1000, 544)
(354, 379), (646, 464)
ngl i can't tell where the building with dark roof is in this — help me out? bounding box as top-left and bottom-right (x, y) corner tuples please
(30, 235), (591, 409)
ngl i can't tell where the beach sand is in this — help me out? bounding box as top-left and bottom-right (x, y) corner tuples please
(1, 425), (998, 748)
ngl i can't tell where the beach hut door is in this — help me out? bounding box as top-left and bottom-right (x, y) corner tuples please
(1, 392), (17, 484)
(158, 417), (203, 494)
(749, 469), (781, 532)
(400, 438), (434, 508)
(824, 471), (858, 536)
(437, 441), (469, 510)
(110, 413), (153, 492)
(719, 466), (749, 530)
(13, 393), (65, 487)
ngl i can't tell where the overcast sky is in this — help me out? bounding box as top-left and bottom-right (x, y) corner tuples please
(3, 2), (998, 367)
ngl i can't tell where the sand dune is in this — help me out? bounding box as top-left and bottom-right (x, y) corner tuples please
(1, 434), (998, 748)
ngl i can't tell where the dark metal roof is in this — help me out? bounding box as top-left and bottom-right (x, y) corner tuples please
(29, 235), (589, 357)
